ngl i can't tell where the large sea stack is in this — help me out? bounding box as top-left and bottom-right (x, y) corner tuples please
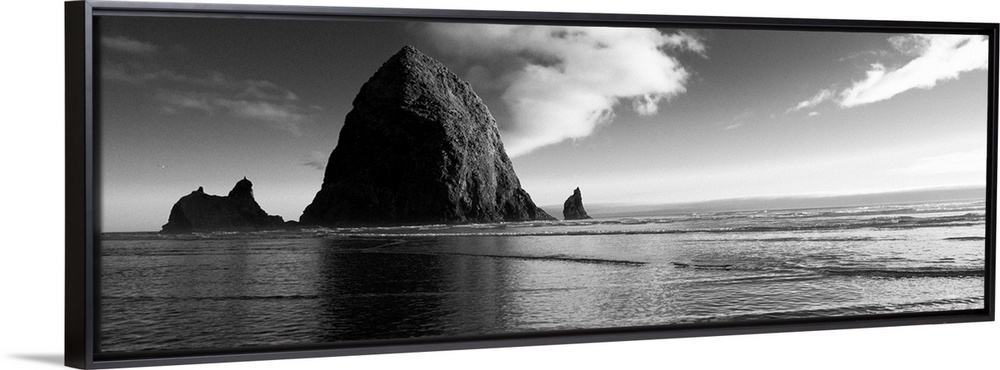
(563, 187), (592, 220)
(300, 46), (555, 226)
(161, 177), (285, 233)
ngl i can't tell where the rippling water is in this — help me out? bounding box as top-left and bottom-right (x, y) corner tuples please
(99, 200), (986, 353)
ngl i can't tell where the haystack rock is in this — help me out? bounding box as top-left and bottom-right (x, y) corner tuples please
(300, 46), (555, 226)
(161, 177), (285, 233)
(563, 187), (592, 220)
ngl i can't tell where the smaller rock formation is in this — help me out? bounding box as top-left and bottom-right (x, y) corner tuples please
(161, 177), (285, 233)
(563, 187), (592, 220)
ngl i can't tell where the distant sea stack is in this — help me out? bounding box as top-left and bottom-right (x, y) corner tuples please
(563, 187), (592, 220)
(161, 177), (285, 233)
(301, 46), (555, 226)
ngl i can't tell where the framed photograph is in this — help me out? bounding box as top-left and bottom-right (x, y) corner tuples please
(65, 0), (997, 368)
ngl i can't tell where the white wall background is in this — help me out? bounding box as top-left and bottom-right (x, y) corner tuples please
(1, 1), (996, 369)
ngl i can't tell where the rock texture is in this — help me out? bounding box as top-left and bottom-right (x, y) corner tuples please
(300, 46), (555, 226)
(563, 187), (592, 220)
(161, 177), (285, 233)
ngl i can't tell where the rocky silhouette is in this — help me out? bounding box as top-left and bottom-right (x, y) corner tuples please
(301, 46), (555, 226)
(563, 187), (592, 220)
(161, 177), (285, 233)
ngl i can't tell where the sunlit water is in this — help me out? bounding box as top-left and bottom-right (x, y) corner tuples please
(100, 200), (986, 353)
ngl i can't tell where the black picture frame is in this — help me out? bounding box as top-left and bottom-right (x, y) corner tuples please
(65, 1), (998, 368)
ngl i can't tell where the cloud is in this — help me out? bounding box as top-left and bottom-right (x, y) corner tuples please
(103, 64), (276, 91)
(887, 35), (931, 56)
(808, 111), (820, 117)
(662, 31), (707, 56)
(425, 24), (704, 157)
(105, 63), (314, 135)
(101, 36), (159, 54)
(787, 89), (833, 113)
(154, 90), (308, 135)
(214, 99), (307, 135)
(239, 80), (300, 101)
(725, 109), (753, 130)
(840, 34), (988, 108)
(155, 90), (216, 113)
(837, 49), (891, 63)
(302, 150), (329, 170)
(102, 64), (191, 84)
(789, 34), (987, 113)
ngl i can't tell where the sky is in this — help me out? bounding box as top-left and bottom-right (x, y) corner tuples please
(97, 15), (990, 231)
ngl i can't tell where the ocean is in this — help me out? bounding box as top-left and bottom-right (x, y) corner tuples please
(99, 199), (986, 353)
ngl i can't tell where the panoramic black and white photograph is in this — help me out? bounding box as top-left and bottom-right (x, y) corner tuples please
(96, 14), (988, 354)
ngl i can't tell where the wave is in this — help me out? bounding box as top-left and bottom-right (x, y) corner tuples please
(101, 208), (985, 241)
(699, 236), (903, 243)
(315, 221), (983, 238)
(944, 236), (986, 241)
(671, 262), (733, 270)
(818, 267), (985, 278)
(684, 296), (984, 323)
(105, 222), (983, 241)
(100, 201), (986, 241)
(349, 250), (647, 266)
(657, 201), (984, 221)
(812, 206), (984, 219)
(317, 211), (984, 237)
(669, 259), (984, 279)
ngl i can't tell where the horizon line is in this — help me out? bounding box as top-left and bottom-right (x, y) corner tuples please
(538, 183), (987, 210)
